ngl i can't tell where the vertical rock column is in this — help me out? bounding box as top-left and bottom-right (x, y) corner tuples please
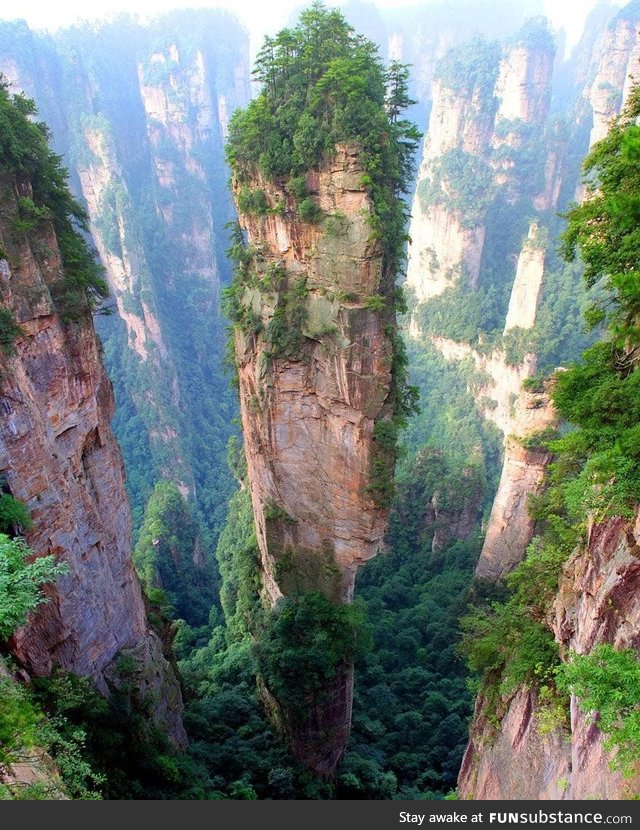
(232, 145), (395, 775)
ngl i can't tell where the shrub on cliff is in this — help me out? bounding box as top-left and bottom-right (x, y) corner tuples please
(226, 1), (420, 275)
(0, 534), (67, 641)
(557, 645), (640, 777)
(257, 591), (370, 718)
(0, 76), (109, 320)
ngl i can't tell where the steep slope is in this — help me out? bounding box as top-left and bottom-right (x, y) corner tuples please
(226, 7), (417, 777)
(0, 12), (250, 540)
(458, 48), (640, 798)
(0, 84), (185, 745)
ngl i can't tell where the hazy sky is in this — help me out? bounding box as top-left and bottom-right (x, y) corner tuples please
(0, 0), (626, 55)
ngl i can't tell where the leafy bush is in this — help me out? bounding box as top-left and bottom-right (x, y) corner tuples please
(0, 676), (42, 768)
(557, 645), (640, 776)
(434, 36), (500, 99)
(0, 492), (33, 534)
(0, 308), (23, 356)
(297, 197), (323, 224)
(257, 591), (369, 718)
(0, 534), (67, 640)
(237, 187), (269, 216)
(265, 277), (309, 360)
(364, 294), (387, 311)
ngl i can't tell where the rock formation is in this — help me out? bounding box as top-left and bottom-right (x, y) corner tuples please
(474, 382), (557, 582)
(503, 222), (545, 334)
(0, 164), (185, 745)
(406, 27), (555, 305)
(232, 145), (395, 774)
(0, 13), (251, 528)
(459, 512), (640, 799)
(587, 8), (640, 148)
(405, 46), (497, 301)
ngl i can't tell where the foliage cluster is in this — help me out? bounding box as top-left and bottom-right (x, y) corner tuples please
(258, 591), (369, 718)
(557, 645), (640, 777)
(265, 277), (310, 359)
(433, 37), (500, 99)
(0, 534), (67, 642)
(0, 309), (23, 356)
(226, 2), (420, 277)
(0, 77), (109, 321)
(133, 481), (217, 627)
(419, 149), (495, 229)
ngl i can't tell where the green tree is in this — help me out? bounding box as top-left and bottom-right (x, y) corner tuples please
(0, 534), (67, 640)
(562, 86), (640, 346)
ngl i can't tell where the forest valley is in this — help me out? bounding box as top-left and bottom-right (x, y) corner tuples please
(1, 0), (640, 801)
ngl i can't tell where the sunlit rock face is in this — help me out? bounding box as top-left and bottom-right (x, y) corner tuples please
(233, 144), (395, 775)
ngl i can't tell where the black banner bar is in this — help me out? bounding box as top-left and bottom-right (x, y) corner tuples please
(1, 800), (640, 830)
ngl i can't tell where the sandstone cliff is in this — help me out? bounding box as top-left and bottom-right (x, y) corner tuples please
(474, 383), (556, 582)
(232, 145), (395, 775)
(406, 27), (555, 305)
(0, 13), (251, 533)
(587, 8), (640, 148)
(459, 512), (640, 799)
(0, 171), (185, 745)
(405, 49), (497, 301)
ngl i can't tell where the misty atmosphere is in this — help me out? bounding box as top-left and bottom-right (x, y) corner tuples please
(0, 0), (639, 802)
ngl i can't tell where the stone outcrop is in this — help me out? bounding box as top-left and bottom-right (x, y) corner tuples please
(503, 221), (545, 334)
(474, 383), (557, 582)
(0, 174), (186, 746)
(232, 144), (395, 774)
(432, 336), (536, 436)
(458, 687), (571, 800)
(494, 44), (554, 125)
(0, 13), (251, 527)
(459, 512), (640, 799)
(406, 63), (496, 301)
(407, 28), (554, 306)
(431, 462), (484, 555)
(587, 11), (640, 148)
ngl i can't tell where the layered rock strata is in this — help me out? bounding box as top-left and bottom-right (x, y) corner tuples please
(459, 513), (640, 799)
(0, 174), (186, 746)
(232, 145), (395, 774)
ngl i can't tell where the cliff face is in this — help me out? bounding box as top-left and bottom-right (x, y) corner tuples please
(233, 145), (394, 773)
(459, 513), (640, 799)
(474, 383), (556, 582)
(587, 13), (640, 148)
(406, 33), (554, 305)
(503, 223), (545, 333)
(0, 175), (185, 745)
(0, 13), (251, 533)
(405, 67), (496, 301)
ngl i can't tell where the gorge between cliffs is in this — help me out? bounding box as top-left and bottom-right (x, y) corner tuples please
(1, 0), (640, 802)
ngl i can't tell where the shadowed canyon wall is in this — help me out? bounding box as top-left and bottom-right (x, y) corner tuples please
(0, 13), (250, 538)
(0, 158), (185, 746)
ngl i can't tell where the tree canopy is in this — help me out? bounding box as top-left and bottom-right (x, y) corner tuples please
(226, 1), (420, 273)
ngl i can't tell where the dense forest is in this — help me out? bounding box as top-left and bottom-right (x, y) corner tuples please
(1, 0), (640, 801)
